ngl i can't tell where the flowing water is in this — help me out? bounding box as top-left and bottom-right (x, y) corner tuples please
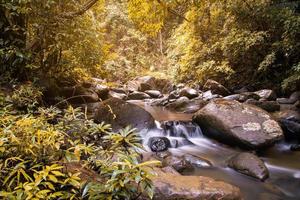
(130, 100), (300, 200)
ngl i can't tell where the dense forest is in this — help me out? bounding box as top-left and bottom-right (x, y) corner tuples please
(0, 0), (300, 200)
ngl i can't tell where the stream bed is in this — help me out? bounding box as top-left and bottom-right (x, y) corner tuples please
(130, 100), (300, 200)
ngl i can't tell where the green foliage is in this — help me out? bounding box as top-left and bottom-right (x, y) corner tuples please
(0, 85), (157, 199)
(167, 0), (300, 90)
(10, 83), (43, 111)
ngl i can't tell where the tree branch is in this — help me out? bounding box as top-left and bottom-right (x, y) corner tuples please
(59, 0), (99, 19)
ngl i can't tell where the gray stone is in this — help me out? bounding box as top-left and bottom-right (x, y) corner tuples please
(144, 90), (162, 98)
(149, 168), (242, 200)
(193, 99), (283, 149)
(148, 137), (171, 152)
(179, 87), (199, 99)
(203, 79), (230, 96)
(228, 152), (269, 181)
(128, 91), (151, 100)
(254, 89), (277, 101)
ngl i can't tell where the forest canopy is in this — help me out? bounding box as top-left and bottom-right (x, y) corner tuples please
(1, 0), (299, 90)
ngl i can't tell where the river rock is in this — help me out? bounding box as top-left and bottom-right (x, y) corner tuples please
(162, 155), (194, 172)
(94, 97), (155, 131)
(183, 154), (212, 168)
(127, 76), (154, 92)
(203, 79), (230, 96)
(273, 110), (300, 140)
(148, 137), (171, 152)
(277, 91), (300, 104)
(245, 99), (280, 112)
(193, 99), (284, 149)
(144, 90), (162, 98)
(228, 152), (269, 181)
(202, 90), (220, 100)
(168, 90), (179, 99)
(166, 96), (190, 110)
(149, 167), (242, 200)
(108, 91), (127, 100)
(128, 91), (151, 100)
(224, 92), (260, 102)
(254, 89), (277, 101)
(150, 96), (169, 106)
(154, 78), (174, 94)
(94, 84), (110, 100)
(179, 87), (199, 99)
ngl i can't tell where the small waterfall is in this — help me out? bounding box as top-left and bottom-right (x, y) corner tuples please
(143, 121), (204, 151)
(162, 121), (203, 138)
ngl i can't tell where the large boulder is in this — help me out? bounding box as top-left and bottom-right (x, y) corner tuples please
(150, 167), (242, 200)
(94, 98), (155, 131)
(193, 99), (283, 149)
(228, 153), (269, 181)
(203, 79), (230, 96)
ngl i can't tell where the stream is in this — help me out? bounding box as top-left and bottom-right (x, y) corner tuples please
(130, 100), (300, 200)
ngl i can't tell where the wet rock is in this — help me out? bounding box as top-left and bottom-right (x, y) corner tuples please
(162, 155), (194, 172)
(94, 84), (110, 100)
(279, 119), (300, 140)
(193, 99), (283, 149)
(202, 90), (220, 100)
(177, 83), (185, 89)
(290, 144), (300, 151)
(148, 137), (171, 152)
(183, 154), (212, 168)
(273, 110), (300, 123)
(150, 96), (169, 106)
(144, 90), (162, 98)
(168, 90), (179, 99)
(94, 98), (155, 131)
(166, 96), (190, 110)
(108, 91), (127, 100)
(149, 168), (242, 200)
(254, 89), (277, 101)
(228, 152), (269, 181)
(128, 91), (151, 100)
(224, 92), (260, 102)
(110, 87), (127, 94)
(245, 99), (280, 112)
(203, 79), (230, 96)
(273, 110), (300, 140)
(179, 87), (199, 99)
(277, 91), (300, 104)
